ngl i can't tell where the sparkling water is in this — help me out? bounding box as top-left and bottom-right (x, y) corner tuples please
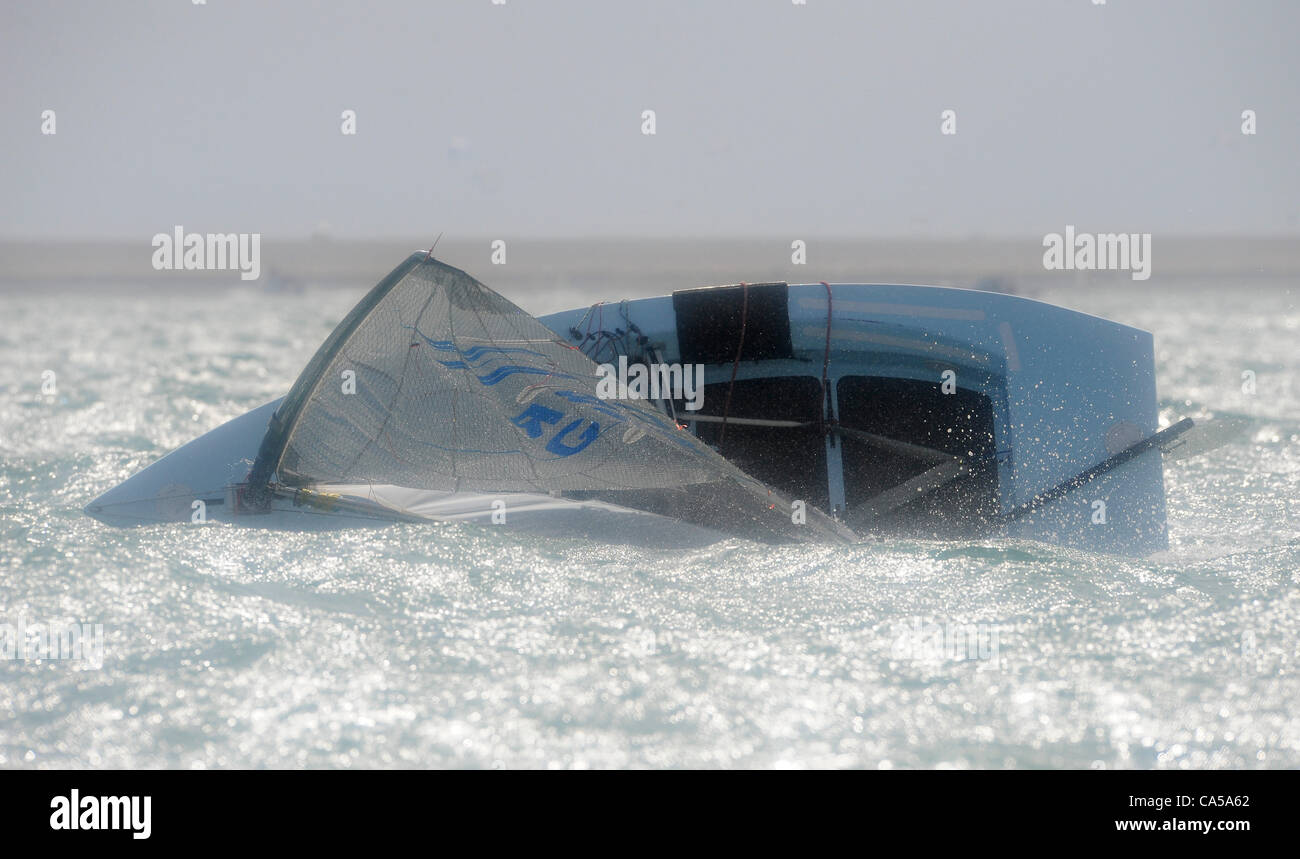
(2, 277), (1296, 768)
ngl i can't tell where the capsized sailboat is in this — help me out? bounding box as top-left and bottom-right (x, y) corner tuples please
(85, 252), (1234, 553)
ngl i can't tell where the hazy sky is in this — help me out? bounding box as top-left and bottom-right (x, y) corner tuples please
(2, 0), (1296, 239)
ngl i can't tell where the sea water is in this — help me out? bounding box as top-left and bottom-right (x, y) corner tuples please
(1, 277), (1297, 768)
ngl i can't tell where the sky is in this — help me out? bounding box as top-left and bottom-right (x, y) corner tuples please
(1, 0), (1296, 240)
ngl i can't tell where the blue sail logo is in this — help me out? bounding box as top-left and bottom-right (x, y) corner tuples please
(510, 403), (599, 457)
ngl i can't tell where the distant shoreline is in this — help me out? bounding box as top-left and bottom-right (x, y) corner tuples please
(2, 236), (1296, 288)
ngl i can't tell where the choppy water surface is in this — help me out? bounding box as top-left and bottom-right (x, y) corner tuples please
(2, 278), (1297, 768)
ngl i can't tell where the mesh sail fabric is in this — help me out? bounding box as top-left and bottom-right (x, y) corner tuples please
(259, 254), (852, 544)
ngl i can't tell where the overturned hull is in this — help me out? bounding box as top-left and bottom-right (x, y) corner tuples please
(540, 280), (1170, 555)
(87, 254), (1180, 555)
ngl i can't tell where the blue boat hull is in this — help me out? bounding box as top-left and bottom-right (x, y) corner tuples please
(539, 281), (1167, 555)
